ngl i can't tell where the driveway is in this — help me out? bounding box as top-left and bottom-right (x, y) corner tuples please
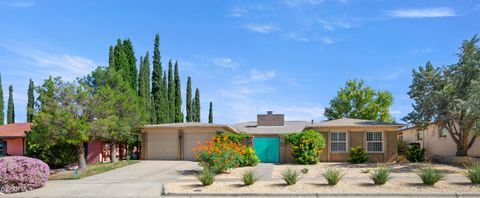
(5, 161), (200, 198)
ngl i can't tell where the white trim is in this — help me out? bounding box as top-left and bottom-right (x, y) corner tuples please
(366, 131), (384, 153)
(330, 131), (349, 153)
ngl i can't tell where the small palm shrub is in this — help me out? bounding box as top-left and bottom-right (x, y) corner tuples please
(418, 166), (444, 185)
(370, 166), (390, 185)
(0, 156), (50, 194)
(322, 168), (344, 185)
(348, 146), (368, 164)
(197, 167), (215, 186)
(465, 164), (480, 184)
(281, 168), (301, 185)
(242, 170), (258, 186)
(405, 144), (425, 162)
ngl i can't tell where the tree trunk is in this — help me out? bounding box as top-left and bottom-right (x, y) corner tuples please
(110, 143), (118, 163)
(77, 143), (87, 169)
(456, 144), (469, 156)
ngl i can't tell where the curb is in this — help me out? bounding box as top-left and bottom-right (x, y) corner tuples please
(163, 192), (480, 197)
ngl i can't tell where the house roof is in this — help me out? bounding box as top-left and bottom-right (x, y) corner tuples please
(0, 123), (32, 138)
(232, 121), (310, 135)
(143, 122), (239, 133)
(307, 118), (404, 128)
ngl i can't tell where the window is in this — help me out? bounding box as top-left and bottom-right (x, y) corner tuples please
(0, 141), (5, 157)
(416, 131), (423, 141)
(439, 127), (448, 138)
(366, 132), (383, 152)
(331, 132), (347, 152)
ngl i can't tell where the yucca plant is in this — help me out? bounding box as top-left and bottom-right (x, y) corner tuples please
(322, 168), (344, 185)
(418, 166), (444, 185)
(465, 164), (480, 184)
(370, 166), (390, 185)
(281, 168), (301, 185)
(197, 167), (215, 186)
(242, 170), (258, 186)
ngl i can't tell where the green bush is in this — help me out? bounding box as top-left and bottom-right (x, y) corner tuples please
(418, 166), (444, 185)
(26, 142), (77, 169)
(242, 170), (258, 186)
(281, 168), (301, 185)
(405, 144), (425, 162)
(197, 167), (215, 186)
(322, 168), (344, 185)
(215, 131), (250, 143)
(397, 140), (408, 153)
(238, 147), (260, 167)
(370, 166), (390, 185)
(348, 146), (368, 164)
(284, 130), (326, 165)
(465, 164), (480, 184)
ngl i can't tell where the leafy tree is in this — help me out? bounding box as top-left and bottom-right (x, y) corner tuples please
(32, 77), (91, 169)
(186, 77), (192, 122)
(27, 79), (34, 122)
(138, 52), (151, 123)
(208, 101), (213, 123)
(7, 85), (14, 124)
(324, 79), (393, 122)
(167, 60), (175, 123)
(151, 34), (168, 124)
(403, 36), (480, 156)
(0, 74), (4, 125)
(194, 88), (201, 122)
(174, 61), (183, 122)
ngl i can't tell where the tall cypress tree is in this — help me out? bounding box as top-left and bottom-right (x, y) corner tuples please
(122, 39), (138, 90)
(208, 101), (213, 123)
(151, 34), (167, 124)
(27, 79), (34, 122)
(108, 46), (115, 68)
(0, 74), (4, 125)
(163, 71), (168, 122)
(7, 85), (14, 124)
(186, 77), (192, 122)
(174, 61), (183, 122)
(138, 52), (152, 123)
(167, 60), (175, 123)
(194, 88), (201, 122)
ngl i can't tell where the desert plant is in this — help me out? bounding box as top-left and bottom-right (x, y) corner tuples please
(465, 164), (480, 184)
(0, 156), (50, 193)
(405, 144), (425, 162)
(242, 170), (258, 186)
(348, 146), (368, 164)
(284, 130), (326, 165)
(197, 167), (215, 186)
(281, 168), (301, 185)
(322, 168), (344, 185)
(418, 166), (444, 185)
(370, 166), (390, 185)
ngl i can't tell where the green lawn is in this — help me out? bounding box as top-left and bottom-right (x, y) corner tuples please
(49, 160), (140, 180)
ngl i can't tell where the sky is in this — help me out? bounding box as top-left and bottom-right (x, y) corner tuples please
(0, 0), (479, 124)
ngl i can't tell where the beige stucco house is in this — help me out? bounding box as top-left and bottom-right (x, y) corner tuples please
(398, 124), (480, 157)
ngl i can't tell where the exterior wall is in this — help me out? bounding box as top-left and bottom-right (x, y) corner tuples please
(5, 138), (25, 156)
(86, 141), (104, 164)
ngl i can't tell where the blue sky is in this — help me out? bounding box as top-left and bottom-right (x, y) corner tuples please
(0, 0), (479, 124)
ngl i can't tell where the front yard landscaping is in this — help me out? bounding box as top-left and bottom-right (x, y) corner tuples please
(48, 160), (139, 180)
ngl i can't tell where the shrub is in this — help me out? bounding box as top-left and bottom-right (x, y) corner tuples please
(197, 167), (215, 186)
(465, 164), (480, 184)
(0, 156), (50, 194)
(348, 146), (368, 164)
(405, 144), (425, 162)
(322, 168), (344, 185)
(215, 131), (250, 143)
(418, 166), (444, 185)
(242, 170), (258, 186)
(370, 166), (390, 185)
(238, 147), (260, 167)
(397, 140), (408, 154)
(284, 130), (326, 164)
(281, 168), (301, 185)
(26, 131), (77, 169)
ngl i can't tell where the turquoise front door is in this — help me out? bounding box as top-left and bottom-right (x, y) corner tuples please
(254, 137), (280, 163)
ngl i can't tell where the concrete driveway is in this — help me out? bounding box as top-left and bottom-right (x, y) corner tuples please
(5, 160), (200, 198)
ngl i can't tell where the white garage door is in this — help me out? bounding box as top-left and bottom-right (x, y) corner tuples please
(147, 132), (178, 160)
(183, 132), (215, 161)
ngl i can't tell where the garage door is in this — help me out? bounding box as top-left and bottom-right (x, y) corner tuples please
(183, 132), (215, 161)
(147, 132), (178, 160)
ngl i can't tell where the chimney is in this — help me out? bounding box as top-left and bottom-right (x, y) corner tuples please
(257, 111), (284, 126)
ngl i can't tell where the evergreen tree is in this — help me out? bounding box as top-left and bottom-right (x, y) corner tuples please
(0, 74), (4, 125)
(138, 54), (151, 123)
(194, 88), (201, 122)
(174, 61), (183, 122)
(167, 60), (175, 122)
(122, 39), (138, 90)
(108, 46), (115, 68)
(208, 101), (213, 123)
(7, 85), (14, 124)
(151, 34), (167, 124)
(27, 79), (34, 122)
(191, 97), (197, 122)
(186, 77), (192, 122)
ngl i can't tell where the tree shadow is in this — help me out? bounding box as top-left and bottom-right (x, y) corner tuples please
(177, 169), (201, 176)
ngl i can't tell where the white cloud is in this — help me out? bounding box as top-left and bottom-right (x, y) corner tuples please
(234, 68), (277, 84)
(212, 57), (239, 68)
(317, 18), (354, 31)
(7, 1), (34, 7)
(321, 37), (334, 44)
(283, 0), (324, 6)
(287, 33), (310, 42)
(385, 7), (456, 18)
(229, 8), (248, 17)
(221, 86), (274, 99)
(244, 24), (281, 34)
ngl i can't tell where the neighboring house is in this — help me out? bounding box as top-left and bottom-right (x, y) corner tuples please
(141, 111), (404, 163)
(399, 124), (480, 157)
(0, 123), (30, 157)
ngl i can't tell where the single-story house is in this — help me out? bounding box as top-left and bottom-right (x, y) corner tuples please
(0, 123), (30, 156)
(398, 124), (480, 157)
(142, 111), (404, 163)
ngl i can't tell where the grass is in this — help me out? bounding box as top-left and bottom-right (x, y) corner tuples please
(197, 167), (215, 186)
(370, 166), (390, 185)
(465, 164), (480, 184)
(280, 168), (301, 185)
(49, 160), (139, 180)
(418, 166), (444, 185)
(322, 168), (344, 185)
(242, 170), (258, 186)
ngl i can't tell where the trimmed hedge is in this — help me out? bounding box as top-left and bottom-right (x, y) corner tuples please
(0, 156), (50, 194)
